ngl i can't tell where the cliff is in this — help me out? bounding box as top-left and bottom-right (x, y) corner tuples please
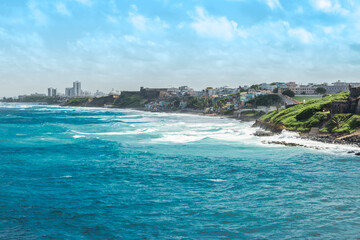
(64, 92), (148, 109)
(255, 92), (360, 135)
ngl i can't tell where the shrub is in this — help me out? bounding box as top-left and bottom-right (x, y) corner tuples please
(282, 89), (295, 97)
(259, 92), (349, 132)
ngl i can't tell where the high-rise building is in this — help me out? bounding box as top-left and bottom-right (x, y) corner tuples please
(48, 88), (57, 97)
(73, 81), (81, 97)
(65, 88), (74, 97)
(48, 88), (53, 97)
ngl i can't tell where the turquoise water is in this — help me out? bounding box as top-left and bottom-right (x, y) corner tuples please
(1, 103), (360, 239)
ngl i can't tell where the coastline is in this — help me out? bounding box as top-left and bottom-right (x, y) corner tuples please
(5, 101), (358, 151)
(64, 103), (360, 150)
(253, 119), (360, 150)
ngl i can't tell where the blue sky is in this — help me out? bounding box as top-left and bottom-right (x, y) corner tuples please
(1, 0), (360, 96)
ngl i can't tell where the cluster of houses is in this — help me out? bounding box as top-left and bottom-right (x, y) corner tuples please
(142, 80), (360, 112)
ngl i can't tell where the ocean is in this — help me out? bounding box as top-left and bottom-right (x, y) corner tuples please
(1, 103), (359, 239)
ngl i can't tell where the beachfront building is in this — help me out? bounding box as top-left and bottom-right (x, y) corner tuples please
(47, 88), (57, 97)
(324, 80), (360, 93)
(295, 85), (316, 95)
(286, 82), (297, 92)
(65, 81), (82, 98)
(259, 83), (276, 91)
(65, 87), (74, 97)
(73, 81), (82, 97)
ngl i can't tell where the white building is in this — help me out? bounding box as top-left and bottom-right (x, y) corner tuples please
(259, 83), (276, 91)
(48, 88), (57, 97)
(65, 87), (74, 97)
(295, 86), (316, 95)
(324, 80), (360, 93)
(73, 81), (82, 97)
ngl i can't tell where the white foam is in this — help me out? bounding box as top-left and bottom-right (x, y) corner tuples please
(73, 135), (85, 139)
(259, 129), (360, 155)
(72, 128), (155, 136)
(207, 179), (226, 182)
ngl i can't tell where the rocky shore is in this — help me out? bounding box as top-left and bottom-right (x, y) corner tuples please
(253, 119), (360, 149)
(62, 101), (360, 153)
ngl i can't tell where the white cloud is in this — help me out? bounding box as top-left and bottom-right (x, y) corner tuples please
(321, 24), (345, 34)
(55, 2), (71, 16)
(124, 35), (140, 43)
(310, 0), (348, 15)
(128, 5), (169, 31)
(288, 27), (313, 43)
(177, 22), (185, 29)
(28, 1), (47, 25)
(263, 0), (282, 9)
(74, 0), (93, 7)
(128, 12), (148, 31)
(107, 15), (118, 24)
(190, 6), (248, 41)
(296, 6), (304, 13)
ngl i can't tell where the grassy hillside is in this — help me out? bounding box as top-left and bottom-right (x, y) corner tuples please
(113, 92), (148, 108)
(247, 94), (283, 107)
(321, 114), (360, 133)
(293, 96), (322, 103)
(260, 92), (355, 132)
(66, 97), (90, 106)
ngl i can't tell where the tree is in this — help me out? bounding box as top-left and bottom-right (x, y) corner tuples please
(282, 89), (295, 97)
(249, 84), (260, 90)
(331, 115), (347, 129)
(316, 87), (326, 95)
(247, 94), (283, 107)
(273, 88), (279, 93)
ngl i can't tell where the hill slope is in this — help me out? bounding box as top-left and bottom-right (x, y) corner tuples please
(257, 92), (360, 133)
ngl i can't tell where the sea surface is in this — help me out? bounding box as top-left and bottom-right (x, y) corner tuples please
(0, 103), (360, 239)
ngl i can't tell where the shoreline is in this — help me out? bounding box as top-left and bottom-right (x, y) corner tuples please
(3, 102), (359, 151)
(253, 119), (360, 149)
(63, 104), (360, 150)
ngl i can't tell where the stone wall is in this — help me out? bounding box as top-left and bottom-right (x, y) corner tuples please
(331, 101), (349, 114)
(349, 87), (360, 99)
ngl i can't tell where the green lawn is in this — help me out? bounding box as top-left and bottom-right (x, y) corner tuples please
(293, 96), (322, 103)
(260, 92), (350, 132)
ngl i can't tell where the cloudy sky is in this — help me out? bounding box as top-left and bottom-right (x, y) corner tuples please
(1, 0), (360, 97)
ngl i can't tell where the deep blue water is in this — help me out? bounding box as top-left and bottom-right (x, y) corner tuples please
(1, 103), (360, 239)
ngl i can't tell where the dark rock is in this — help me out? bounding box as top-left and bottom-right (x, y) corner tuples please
(254, 130), (274, 137)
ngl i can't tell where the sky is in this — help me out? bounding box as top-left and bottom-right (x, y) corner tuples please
(1, 0), (360, 97)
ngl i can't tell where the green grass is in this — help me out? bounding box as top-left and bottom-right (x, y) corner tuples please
(260, 92), (349, 132)
(67, 97), (90, 106)
(293, 96), (322, 103)
(241, 110), (264, 117)
(113, 92), (148, 108)
(320, 114), (360, 133)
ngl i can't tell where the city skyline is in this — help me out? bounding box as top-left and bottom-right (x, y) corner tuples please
(1, 0), (360, 97)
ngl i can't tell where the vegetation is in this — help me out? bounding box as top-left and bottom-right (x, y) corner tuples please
(249, 84), (260, 90)
(320, 114), (360, 133)
(186, 97), (228, 110)
(282, 89), (295, 97)
(316, 87), (327, 95)
(66, 97), (90, 106)
(241, 110), (264, 118)
(2, 96), (64, 104)
(247, 94), (283, 107)
(113, 92), (148, 108)
(260, 92), (349, 132)
(293, 96), (322, 102)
